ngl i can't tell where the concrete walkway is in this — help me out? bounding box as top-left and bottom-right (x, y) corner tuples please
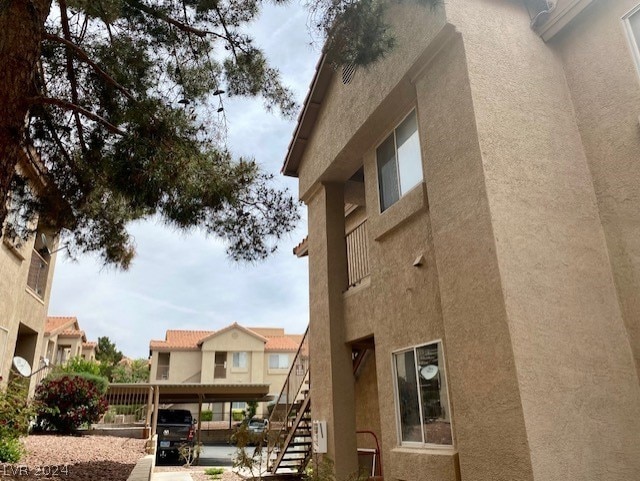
(151, 473), (194, 481)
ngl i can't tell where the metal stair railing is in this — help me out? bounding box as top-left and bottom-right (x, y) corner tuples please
(267, 326), (310, 471)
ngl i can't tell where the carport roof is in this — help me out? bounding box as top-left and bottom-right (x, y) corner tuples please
(107, 382), (272, 404)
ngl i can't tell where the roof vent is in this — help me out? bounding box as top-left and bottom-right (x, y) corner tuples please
(342, 63), (356, 85)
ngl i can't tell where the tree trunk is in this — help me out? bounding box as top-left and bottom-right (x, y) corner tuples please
(0, 0), (52, 226)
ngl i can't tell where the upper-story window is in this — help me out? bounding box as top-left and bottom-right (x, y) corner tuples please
(269, 353), (290, 370)
(376, 110), (423, 212)
(232, 351), (248, 369)
(393, 340), (453, 447)
(623, 6), (640, 74)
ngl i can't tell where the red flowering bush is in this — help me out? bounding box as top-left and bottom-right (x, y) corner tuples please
(35, 375), (109, 434)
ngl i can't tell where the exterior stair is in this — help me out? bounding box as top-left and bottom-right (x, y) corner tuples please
(267, 328), (312, 475)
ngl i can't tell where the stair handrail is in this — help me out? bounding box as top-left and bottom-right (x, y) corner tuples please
(267, 325), (310, 462)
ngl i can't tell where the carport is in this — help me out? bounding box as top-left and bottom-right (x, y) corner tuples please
(106, 382), (272, 447)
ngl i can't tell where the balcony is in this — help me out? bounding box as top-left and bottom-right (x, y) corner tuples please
(346, 219), (369, 288)
(156, 365), (170, 380)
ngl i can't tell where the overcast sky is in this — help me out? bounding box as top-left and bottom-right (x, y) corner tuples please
(48, 3), (318, 359)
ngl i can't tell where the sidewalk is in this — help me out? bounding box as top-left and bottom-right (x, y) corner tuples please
(152, 473), (194, 481)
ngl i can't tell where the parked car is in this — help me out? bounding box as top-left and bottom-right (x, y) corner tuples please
(155, 409), (195, 461)
(230, 417), (269, 445)
(247, 418), (269, 434)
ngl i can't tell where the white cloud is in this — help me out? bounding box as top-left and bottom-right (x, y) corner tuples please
(47, 3), (316, 359)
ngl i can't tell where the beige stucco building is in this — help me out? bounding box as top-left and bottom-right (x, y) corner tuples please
(0, 152), (59, 393)
(41, 316), (98, 366)
(283, 1), (640, 480)
(149, 323), (302, 419)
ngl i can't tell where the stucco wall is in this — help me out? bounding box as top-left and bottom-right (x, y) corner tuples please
(200, 327), (266, 384)
(553, 0), (640, 381)
(295, 1), (640, 480)
(0, 228), (55, 389)
(446, 0), (640, 479)
(297, 3), (447, 199)
(167, 351), (201, 383)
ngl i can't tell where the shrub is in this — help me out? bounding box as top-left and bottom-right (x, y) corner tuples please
(232, 409), (244, 421)
(0, 437), (24, 463)
(58, 357), (102, 377)
(200, 410), (213, 422)
(35, 374), (109, 433)
(0, 378), (34, 463)
(0, 377), (36, 438)
(46, 371), (109, 394)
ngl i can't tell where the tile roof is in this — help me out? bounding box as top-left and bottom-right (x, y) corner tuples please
(150, 330), (214, 351)
(45, 316), (78, 335)
(197, 322), (267, 345)
(83, 341), (97, 348)
(248, 327), (285, 337)
(264, 336), (301, 352)
(149, 324), (303, 352)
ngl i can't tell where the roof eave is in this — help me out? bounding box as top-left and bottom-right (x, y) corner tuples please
(281, 54), (333, 177)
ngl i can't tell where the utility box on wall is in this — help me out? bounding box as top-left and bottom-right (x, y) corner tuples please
(312, 420), (327, 453)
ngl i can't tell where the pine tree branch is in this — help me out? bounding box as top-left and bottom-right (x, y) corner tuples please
(31, 97), (127, 136)
(43, 33), (136, 101)
(59, 0), (88, 154)
(124, 0), (233, 44)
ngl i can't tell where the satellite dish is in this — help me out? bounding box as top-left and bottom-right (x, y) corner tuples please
(12, 356), (32, 377)
(420, 364), (439, 380)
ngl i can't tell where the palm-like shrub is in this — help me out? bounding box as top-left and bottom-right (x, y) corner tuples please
(35, 375), (109, 434)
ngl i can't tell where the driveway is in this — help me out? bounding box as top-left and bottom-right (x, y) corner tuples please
(197, 443), (238, 467)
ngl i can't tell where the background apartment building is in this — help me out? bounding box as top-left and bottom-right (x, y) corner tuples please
(281, 0), (640, 480)
(149, 322), (301, 419)
(0, 151), (59, 393)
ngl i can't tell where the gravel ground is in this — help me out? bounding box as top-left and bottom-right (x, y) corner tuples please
(155, 466), (243, 481)
(0, 434), (146, 480)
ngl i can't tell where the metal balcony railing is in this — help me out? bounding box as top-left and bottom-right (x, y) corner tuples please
(27, 249), (49, 298)
(346, 220), (369, 288)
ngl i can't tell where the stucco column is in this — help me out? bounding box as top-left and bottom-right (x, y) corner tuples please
(307, 182), (358, 479)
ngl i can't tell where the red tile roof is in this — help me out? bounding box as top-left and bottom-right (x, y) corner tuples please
(264, 336), (300, 352)
(149, 324), (303, 352)
(45, 316), (78, 335)
(83, 341), (97, 349)
(150, 330), (214, 351)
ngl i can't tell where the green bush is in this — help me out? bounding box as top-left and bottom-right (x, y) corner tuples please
(200, 410), (213, 422)
(58, 357), (102, 376)
(232, 409), (244, 421)
(46, 371), (109, 394)
(0, 377), (36, 438)
(0, 437), (25, 463)
(0, 378), (34, 463)
(35, 374), (109, 433)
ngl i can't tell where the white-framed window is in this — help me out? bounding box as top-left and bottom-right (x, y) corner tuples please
(376, 109), (423, 212)
(623, 5), (640, 75)
(393, 340), (453, 446)
(232, 402), (246, 410)
(232, 351), (248, 369)
(269, 353), (290, 370)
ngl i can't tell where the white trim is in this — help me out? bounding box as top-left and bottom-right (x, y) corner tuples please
(391, 338), (454, 449)
(375, 108), (424, 213)
(537, 0), (594, 41)
(622, 4), (640, 79)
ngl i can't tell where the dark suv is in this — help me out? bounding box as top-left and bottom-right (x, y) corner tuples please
(155, 409), (195, 461)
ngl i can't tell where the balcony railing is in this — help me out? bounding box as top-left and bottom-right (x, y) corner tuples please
(27, 250), (49, 298)
(156, 365), (170, 380)
(346, 220), (369, 288)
